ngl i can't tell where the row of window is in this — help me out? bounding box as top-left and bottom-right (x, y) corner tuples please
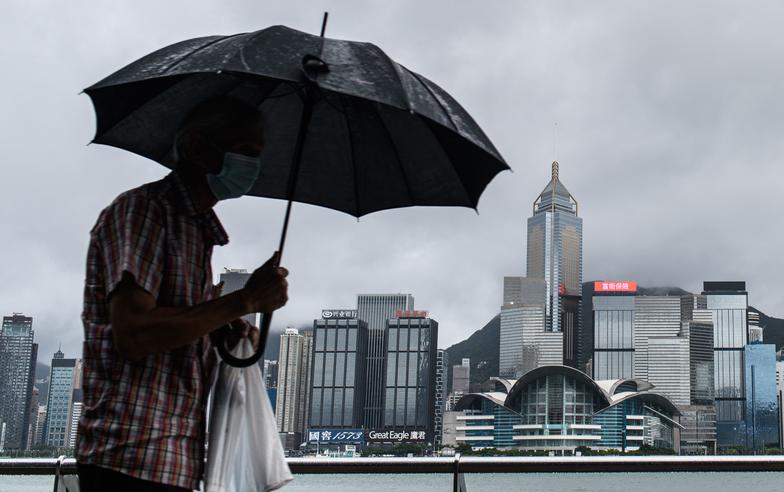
(312, 352), (357, 388)
(387, 326), (431, 352)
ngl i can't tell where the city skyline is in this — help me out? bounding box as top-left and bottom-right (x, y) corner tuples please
(4, 1), (784, 362)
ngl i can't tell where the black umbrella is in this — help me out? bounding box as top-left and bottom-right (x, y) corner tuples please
(85, 15), (510, 366)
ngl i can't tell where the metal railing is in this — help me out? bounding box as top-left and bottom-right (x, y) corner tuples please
(5, 456), (784, 492)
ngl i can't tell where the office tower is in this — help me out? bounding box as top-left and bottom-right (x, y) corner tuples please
(219, 268), (256, 326)
(748, 311), (763, 343)
(309, 310), (368, 429)
(32, 405), (47, 447)
(43, 352), (82, 448)
(383, 313), (438, 441)
(744, 344), (779, 449)
(590, 282), (637, 380)
(275, 328), (313, 442)
(68, 389), (83, 449)
(526, 161), (583, 366)
(499, 277), (560, 377)
(0, 314), (38, 450)
(647, 336), (690, 407)
(702, 281), (748, 448)
(434, 350), (449, 447)
(633, 296), (683, 382)
(25, 386), (39, 450)
(357, 294), (414, 428)
(452, 358), (470, 394)
(263, 360), (278, 388)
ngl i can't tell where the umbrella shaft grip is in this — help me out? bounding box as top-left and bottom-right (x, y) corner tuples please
(215, 313), (270, 368)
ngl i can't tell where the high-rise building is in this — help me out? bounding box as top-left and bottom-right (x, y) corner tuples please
(499, 277), (559, 377)
(382, 313), (438, 441)
(263, 360), (278, 389)
(309, 310), (368, 429)
(275, 328), (313, 444)
(748, 311), (763, 343)
(43, 351), (82, 448)
(357, 294), (414, 429)
(68, 389), (83, 449)
(218, 268), (257, 328)
(702, 281), (748, 448)
(32, 405), (47, 448)
(434, 350), (449, 447)
(0, 314), (38, 450)
(590, 283), (636, 380)
(526, 161), (583, 367)
(452, 358), (470, 394)
(25, 386), (40, 451)
(744, 344), (779, 449)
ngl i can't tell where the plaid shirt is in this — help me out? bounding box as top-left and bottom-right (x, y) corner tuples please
(77, 171), (228, 490)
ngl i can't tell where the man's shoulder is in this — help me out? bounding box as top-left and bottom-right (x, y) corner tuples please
(91, 177), (171, 235)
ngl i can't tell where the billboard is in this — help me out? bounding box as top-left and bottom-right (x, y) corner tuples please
(395, 309), (429, 319)
(307, 428), (364, 443)
(321, 309), (357, 319)
(365, 429), (427, 444)
(594, 281), (637, 293)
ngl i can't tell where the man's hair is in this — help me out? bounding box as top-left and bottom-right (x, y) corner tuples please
(173, 96), (262, 163)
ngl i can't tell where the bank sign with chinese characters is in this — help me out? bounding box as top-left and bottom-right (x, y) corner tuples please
(365, 429), (427, 443)
(594, 281), (637, 293)
(307, 428), (364, 444)
(321, 309), (358, 319)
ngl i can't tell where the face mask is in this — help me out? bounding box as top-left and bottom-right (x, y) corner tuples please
(206, 152), (262, 200)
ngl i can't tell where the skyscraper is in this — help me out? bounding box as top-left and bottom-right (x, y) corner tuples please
(309, 310), (368, 429)
(744, 343), (779, 449)
(525, 161), (582, 366)
(0, 314), (38, 450)
(383, 313), (438, 441)
(43, 351), (82, 448)
(434, 349), (449, 447)
(702, 281), (748, 448)
(357, 294), (414, 428)
(275, 328), (313, 443)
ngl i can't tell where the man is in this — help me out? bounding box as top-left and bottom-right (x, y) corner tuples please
(77, 97), (288, 491)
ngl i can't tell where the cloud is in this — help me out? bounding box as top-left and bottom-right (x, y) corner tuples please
(2, 0), (783, 361)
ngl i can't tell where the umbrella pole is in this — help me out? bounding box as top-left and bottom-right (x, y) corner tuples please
(217, 87), (316, 367)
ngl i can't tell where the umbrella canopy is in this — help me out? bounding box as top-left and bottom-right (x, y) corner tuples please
(85, 24), (509, 217)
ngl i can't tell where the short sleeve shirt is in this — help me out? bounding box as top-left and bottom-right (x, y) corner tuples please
(77, 171), (228, 490)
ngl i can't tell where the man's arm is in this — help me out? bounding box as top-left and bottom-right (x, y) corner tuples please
(110, 253), (287, 361)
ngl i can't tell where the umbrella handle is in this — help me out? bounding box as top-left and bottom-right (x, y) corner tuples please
(214, 313), (271, 368)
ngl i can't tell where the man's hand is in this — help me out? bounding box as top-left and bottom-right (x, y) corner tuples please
(241, 252), (289, 314)
(225, 318), (260, 351)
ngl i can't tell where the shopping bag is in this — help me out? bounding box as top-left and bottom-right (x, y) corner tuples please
(205, 339), (293, 492)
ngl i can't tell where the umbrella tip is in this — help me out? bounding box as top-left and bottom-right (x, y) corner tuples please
(473, 207), (480, 216)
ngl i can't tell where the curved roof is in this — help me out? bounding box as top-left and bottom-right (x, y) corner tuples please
(454, 392), (509, 411)
(506, 365), (610, 408)
(595, 379), (656, 396)
(608, 391), (682, 417)
(488, 377), (516, 393)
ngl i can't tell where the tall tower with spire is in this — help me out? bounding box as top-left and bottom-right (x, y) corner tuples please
(526, 161), (583, 366)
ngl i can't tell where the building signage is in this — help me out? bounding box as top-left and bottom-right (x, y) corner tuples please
(321, 309), (357, 319)
(307, 428), (364, 443)
(594, 281), (637, 293)
(395, 309), (429, 319)
(365, 429), (427, 443)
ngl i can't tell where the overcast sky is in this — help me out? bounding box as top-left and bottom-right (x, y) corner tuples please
(2, 1), (784, 362)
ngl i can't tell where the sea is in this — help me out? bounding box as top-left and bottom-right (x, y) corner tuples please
(2, 472), (784, 492)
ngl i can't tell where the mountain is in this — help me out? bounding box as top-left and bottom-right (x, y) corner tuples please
(444, 314), (500, 394)
(751, 306), (784, 351)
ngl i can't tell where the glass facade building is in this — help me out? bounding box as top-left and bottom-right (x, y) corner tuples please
(526, 162), (582, 367)
(0, 314), (37, 450)
(592, 296), (635, 380)
(383, 316), (438, 441)
(455, 366), (681, 452)
(310, 316), (369, 429)
(357, 294), (414, 428)
(703, 282), (748, 447)
(744, 344), (779, 449)
(43, 352), (81, 448)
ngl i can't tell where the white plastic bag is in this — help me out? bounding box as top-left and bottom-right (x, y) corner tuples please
(205, 339), (293, 492)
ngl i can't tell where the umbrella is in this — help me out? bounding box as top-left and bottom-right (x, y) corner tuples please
(85, 14), (510, 366)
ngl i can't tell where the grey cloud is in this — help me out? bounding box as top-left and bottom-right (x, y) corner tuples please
(2, 0), (783, 361)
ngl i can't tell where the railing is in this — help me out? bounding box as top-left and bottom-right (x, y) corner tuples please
(5, 456), (784, 492)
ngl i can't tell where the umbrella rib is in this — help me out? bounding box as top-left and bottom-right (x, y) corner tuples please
(405, 69), (458, 133)
(377, 108), (416, 207)
(161, 33), (246, 75)
(337, 94), (362, 217)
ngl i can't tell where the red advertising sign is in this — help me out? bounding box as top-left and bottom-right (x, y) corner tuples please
(594, 281), (637, 293)
(395, 309), (429, 318)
